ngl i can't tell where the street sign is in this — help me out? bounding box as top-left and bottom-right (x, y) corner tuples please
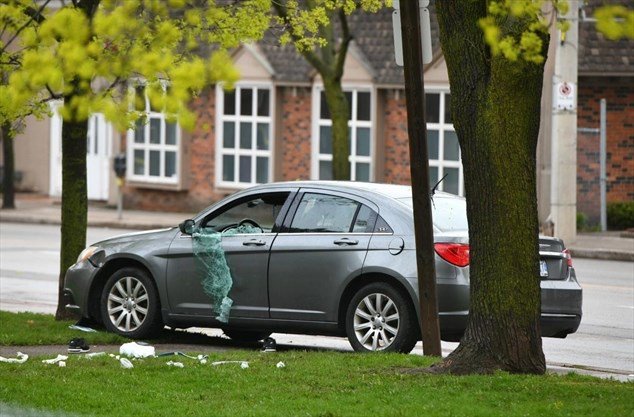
(553, 81), (576, 110)
(392, 0), (433, 67)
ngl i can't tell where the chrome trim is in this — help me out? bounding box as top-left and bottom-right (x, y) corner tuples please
(539, 251), (566, 258)
(541, 313), (578, 318)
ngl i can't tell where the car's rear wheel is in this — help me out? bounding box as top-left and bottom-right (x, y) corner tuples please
(100, 267), (163, 339)
(345, 282), (418, 353)
(223, 329), (271, 343)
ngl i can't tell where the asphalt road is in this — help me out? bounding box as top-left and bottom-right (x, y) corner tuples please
(1, 222), (632, 375)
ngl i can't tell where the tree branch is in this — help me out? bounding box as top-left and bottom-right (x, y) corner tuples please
(334, 9), (353, 78)
(2, 0), (51, 54)
(272, 1), (330, 76)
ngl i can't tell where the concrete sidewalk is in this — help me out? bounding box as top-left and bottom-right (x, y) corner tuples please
(1, 193), (632, 261)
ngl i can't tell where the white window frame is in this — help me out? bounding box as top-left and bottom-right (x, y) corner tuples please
(215, 83), (274, 189)
(311, 85), (375, 181)
(126, 83), (180, 185)
(426, 88), (464, 196)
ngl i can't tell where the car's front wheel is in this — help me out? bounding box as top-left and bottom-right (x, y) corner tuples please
(345, 282), (418, 353)
(100, 267), (163, 339)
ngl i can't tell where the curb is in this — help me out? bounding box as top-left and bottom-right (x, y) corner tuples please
(569, 248), (634, 262)
(0, 216), (172, 231)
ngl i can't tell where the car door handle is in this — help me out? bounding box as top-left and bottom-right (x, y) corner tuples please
(333, 238), (359, 246)
(242, 239), (266, 246)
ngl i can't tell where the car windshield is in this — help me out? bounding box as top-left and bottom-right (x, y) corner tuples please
(397, 196), (468, 232)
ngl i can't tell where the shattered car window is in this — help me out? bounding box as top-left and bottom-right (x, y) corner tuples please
(192, 192), (290, 322)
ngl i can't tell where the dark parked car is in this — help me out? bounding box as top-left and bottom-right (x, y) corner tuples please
(64, 181), (582, 353)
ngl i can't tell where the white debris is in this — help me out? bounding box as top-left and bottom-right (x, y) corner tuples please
(200, 359), (208, 365)
(42, 354), (68, 365)
(120, 342), (155, 358)
(119, 358), (134, 369)
(115, 355), (120, 360)
(58, 361), (66, 368)
(276, 361), (286, 368)
(68, 324), (97, 333)
(166, 361), (185, 368)
(84, 352), (106, 359)
(211, 360), (250, 368)
(109, 354), (115, 358)
(0, 352), (28, 364)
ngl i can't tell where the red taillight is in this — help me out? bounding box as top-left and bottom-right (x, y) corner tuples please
(563, 249), (573, 267)
(434, 243), (470, 267)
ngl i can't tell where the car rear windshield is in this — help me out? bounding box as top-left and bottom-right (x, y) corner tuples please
(397, 196), (468, 232)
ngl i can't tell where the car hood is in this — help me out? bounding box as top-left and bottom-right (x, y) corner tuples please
(91, 227), (178, 249)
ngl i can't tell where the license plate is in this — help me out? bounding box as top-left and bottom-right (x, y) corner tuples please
(539, 260), (549, 277)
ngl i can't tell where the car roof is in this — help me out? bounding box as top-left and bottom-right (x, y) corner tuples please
(258, 180), (460, 201)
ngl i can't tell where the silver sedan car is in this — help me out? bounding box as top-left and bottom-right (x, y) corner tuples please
(64, 181), (582, 353)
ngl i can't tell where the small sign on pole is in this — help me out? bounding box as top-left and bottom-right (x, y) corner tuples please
(553, 81), (576, 110)
(392, 0), (433, 67)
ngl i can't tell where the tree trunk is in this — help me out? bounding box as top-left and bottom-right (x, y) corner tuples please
(433, 1), (548, 374)
(1, 123), (16, 209)
(55, 112), (88, 321)
(323, 78), (351, 180)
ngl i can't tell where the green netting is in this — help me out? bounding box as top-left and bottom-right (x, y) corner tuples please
(191, 224), (261, 322)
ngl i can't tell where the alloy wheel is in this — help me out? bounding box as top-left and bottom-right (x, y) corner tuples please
(107, 276), (149, 332)
(353, 292), (400, 351)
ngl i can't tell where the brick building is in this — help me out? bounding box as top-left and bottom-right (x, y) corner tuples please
(7, 2), (633, 229)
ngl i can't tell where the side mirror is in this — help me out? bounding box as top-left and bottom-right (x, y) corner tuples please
(179, 219), (195, 235)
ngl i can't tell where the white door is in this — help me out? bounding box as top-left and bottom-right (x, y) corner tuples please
(49, 110), (111, 200)
(86, 114), (110, 200)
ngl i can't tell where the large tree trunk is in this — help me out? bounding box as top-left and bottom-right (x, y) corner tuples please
(433, 1), (548, 374)
(55, 111), (88, 321)
(1, 123), (16, 209)
(322, 78), (351, 180)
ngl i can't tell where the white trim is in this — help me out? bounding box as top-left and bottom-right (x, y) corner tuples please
(126, 85), (181, 185)
(311, 84), (376, 181)
(215, 82), (274, 189)
(424, 89), (464, 196)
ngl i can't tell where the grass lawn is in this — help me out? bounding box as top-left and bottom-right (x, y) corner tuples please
(1, 311), (632, 416)
(0, 311), (127, 346)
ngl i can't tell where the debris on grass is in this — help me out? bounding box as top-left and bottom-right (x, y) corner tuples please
(120, 342), (155, 358)
(58, 361), (66, 368)
(84, 352), (106, 359)
(211, 360), (249, 368)
(42, 355), (68, 365)
(0, 352), (28, 364)
(68, 324), (97, 333)
(166, 361), (185, 368)
(276, 361), (286, 369)
(119, 358), (134, 369)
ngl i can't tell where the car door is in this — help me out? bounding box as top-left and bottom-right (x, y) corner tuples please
(268, 189), (379, 322)
(166, 190), (295, 319)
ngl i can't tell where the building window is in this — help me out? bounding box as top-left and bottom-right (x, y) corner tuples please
(426, 91), (463, 196)
(314, 88), (373, 181)
(127, 85), (180, 184)
(216, 85), (273, 187)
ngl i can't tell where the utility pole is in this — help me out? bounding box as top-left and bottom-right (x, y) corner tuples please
(398, 0), (441, 356)
(550, 0), (579, 244)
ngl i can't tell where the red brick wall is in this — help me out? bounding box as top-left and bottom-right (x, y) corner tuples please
(383, 90), (411, 184)
(123, 87), (227, 213)
(279, 87), (312, 181)
(577, 76), (634, 222)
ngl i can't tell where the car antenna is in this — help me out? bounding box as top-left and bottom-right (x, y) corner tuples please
(430, 174), (448, 196)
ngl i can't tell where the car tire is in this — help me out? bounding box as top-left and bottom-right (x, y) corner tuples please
(345, 282), (418, 353)
(223, 329), (271, 343)
(100, 267), (163, 339)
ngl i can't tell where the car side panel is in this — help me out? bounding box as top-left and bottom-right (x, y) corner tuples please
(268, 232), (371, 321)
